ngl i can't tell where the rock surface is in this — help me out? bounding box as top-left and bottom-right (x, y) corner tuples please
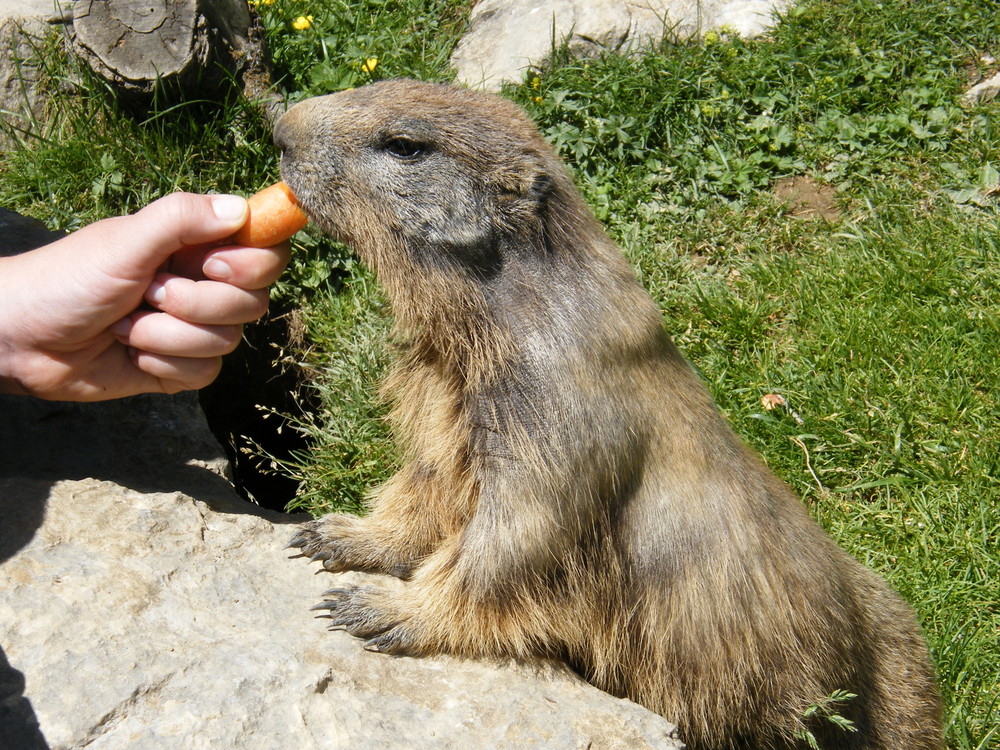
(962, 69), (1000, 107)
(0, 0), (68, 22)
(0, 13), (57, 152)
(452, 0), (791, 90)
(0, 478), (682, 750)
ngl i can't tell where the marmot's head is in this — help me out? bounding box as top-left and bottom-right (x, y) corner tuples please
(274, 79), (563, 279)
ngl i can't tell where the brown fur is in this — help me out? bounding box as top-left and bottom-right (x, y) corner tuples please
(276, 79), (942, 750)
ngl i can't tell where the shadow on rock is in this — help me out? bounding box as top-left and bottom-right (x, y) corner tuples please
(0, 647), (49, 750)
(0, 392), (302, 544)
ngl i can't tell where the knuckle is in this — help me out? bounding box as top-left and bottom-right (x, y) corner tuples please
(149, 192), (198, 228)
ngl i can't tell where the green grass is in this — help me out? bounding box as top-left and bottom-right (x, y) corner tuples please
(0, 0), (997, 746)
(257, 0), (468, 96)
(276, 273), (395, 516)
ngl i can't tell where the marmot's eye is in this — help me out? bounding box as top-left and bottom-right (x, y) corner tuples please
(382, 137), (426, 159)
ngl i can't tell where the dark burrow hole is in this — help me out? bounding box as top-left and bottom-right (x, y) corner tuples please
(199, 303), (315, 513)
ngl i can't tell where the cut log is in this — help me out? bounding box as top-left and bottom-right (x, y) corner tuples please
(70, 0), (280, 118)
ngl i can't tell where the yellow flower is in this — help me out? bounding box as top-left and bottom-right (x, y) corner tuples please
(703, 30), (720, 45)
(533, 96), (543, 104)
(530, 76), (541, 90)
(292, 15), (313, 31)
(362, 57), (379, 74)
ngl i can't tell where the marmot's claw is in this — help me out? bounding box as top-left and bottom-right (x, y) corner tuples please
(286, 526), (324, 555)
(286, 519), (357, 570)
(311, 584), (408, 645)
(363, 627), (413, 656)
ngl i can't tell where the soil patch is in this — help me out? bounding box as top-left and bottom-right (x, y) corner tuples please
(773, 175), (841, 222)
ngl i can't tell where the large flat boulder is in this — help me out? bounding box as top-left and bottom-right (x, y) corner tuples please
(452, 0), (791, 91)
(0, 474), (681, 749)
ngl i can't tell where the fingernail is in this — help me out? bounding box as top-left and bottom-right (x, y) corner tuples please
(211, 194), (248, 224)
(146, 279), (167, 306)
(203, 257), (233, 280)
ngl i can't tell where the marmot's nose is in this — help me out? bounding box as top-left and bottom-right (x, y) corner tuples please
(273, 100), (318, 161)
(272, 115), (291, 155)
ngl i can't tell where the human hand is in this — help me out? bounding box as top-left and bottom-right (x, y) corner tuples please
(0, 192), (292, 401)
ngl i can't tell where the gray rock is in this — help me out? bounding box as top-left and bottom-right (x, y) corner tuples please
(0, 17), (51, 152)
(0, 207), (65, 255)
(452, 0), (791, 91)
(0, 1), (69, 22)
(0, 477), (682, 749)
(962, 70), (1000, 107)
(0, 2), (75, 152)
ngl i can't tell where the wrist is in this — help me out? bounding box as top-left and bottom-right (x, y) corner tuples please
(0, 370), (29, 396)
(0, 256), (30, 395)
(0, 340), (30, 396)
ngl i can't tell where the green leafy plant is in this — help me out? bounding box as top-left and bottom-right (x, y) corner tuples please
(795, 690), (859, 749)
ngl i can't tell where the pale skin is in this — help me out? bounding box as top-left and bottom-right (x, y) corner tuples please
(0, 192), (291, 401)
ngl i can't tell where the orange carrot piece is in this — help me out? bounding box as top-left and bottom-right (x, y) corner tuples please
(233, 181), (308, 247)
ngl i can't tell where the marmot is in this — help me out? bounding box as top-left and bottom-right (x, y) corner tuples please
(277, 79), (942, 750)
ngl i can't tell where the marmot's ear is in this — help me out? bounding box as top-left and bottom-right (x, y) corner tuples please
(495, 159), (554, 205)
(527, 170), (554, 202)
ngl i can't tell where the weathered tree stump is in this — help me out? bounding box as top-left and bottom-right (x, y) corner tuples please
(70, 0), (282, 119)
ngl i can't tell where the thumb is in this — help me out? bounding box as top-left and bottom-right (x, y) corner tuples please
(96, 192), (249, 278)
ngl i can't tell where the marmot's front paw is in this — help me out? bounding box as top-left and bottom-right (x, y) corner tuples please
(286, 518), (347, 568)
(286, 515), (416, 578)
(285, 516), (357, 572)
(311, 584), (421, 655)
